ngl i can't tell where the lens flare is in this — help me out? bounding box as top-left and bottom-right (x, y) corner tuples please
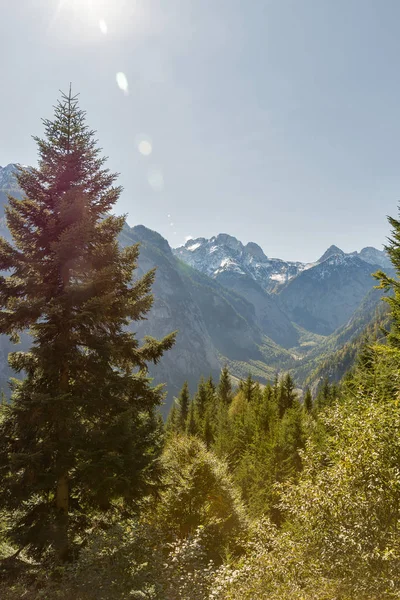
(138, 140), (152, 156)
(99, 18), (107, 34)
(147, 167), (164, 190)
(116, 72), (129, 94)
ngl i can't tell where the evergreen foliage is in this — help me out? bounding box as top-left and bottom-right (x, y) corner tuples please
(303, 386), (313, 412)
(0, 89), (175, 560)
(185, 400), (198, 436)
(151, 434), (247, 562)
(217, 364), (233, 405)
(177, 380), (190, 431)
(165, 400), (179, 436)
(195, 376), (208, 423)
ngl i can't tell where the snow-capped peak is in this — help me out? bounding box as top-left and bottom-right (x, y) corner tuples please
(173, 234), (391, 292)
(173, 234), (311, 291)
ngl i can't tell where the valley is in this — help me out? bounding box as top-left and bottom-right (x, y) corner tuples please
(0, 163), (391, 409)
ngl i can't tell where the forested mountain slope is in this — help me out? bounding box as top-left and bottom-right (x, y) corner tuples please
(121, 224), (292, 406)
(291, 287), (390, 385)
(278, 252), (388, 334)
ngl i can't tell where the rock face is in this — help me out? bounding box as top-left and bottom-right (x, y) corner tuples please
(278, 253), (386, 335)
(0, 163), (20, 192)
(173, 234), (314, 348)
(214, 270), (299, 348)
(121, 225), (290, 409)
(174, 235), (391, 337)
(174, 234), (311, 291)
(317, 245), (345, 263)
(354, 246), (392, 269)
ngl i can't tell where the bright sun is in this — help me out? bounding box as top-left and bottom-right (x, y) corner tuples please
(49, 0), (145, 44)
(51, 0), (144, 37)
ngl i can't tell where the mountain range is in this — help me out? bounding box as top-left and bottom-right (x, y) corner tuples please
(174, 234), (391, 338)
(0, 164), (394, 410)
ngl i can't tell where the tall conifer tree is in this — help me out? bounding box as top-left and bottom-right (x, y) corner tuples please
(278, 373), (297, 417)
(195, 376), (208, 424)
(303, 387), (313, 413)
(218, 365), (233, 405)
(177, 380), (190, 431)
(186, 400), (198, 436)
(0, 89), (175, 559)
(240, 373), (256, 402)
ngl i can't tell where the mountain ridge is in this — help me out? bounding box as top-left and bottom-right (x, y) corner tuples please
(174, 233), (390, 293)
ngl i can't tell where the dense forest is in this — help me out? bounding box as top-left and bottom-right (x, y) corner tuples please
(0, 91), (400, 599)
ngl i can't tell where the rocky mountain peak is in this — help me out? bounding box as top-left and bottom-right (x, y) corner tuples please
(358, 246), (392, 269)
(245, 241), (267, 260)
(183, 237), (206, 250)
(212, 233), (243, 253)
(317, 245), (345, 263)
(0, 163), (19, 189)
(129, 224), (172, 255)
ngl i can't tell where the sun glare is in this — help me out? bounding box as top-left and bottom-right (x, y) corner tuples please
(49, 0), (146, 43)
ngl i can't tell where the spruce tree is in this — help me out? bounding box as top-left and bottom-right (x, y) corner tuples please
(315, 378), (332, 412)
(165, 401), (179, 436)
(304, 387), (313, 413)
(240, 373), (256, 402)
(195, 376), (208, 425)
(203, 410), (214, 448)
(186, 400), (198, 436)
(0, 89), (175, 560)
(177, 380), (190, 431)
(218, 364), (233, 405)
(278, 373), (297, 417)
(206, 375), (216, 397)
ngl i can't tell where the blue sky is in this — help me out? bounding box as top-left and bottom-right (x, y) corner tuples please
(1, 0), (400, 261)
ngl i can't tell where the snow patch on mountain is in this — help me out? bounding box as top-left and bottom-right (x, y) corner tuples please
(270, 273), (287, 283)
(307, 254), (371, 281)
(187, 242), (201, 252)
(173, 236), (390, 292)
(173, 235), (313, 291)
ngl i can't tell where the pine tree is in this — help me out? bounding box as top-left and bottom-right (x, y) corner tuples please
(206, 375), (216, 404)
(0, 89), (175, 560)
(203, 410), (214, 448)
(165, 401), (179, 436)
(186, 400), (198, 436)
(218, 365), (233, 405)
(195, 376), (208, 425)
(278, 403), (304, 477)
(177, 381), (190, 432)
(240, 373), (256, 402)
(304, 387), (313, 413)
(278, 373), (297, 417)
(315, 378), (332, 412)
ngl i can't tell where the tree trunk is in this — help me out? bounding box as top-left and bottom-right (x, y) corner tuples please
(56, 264), (70, 560)
(56, 472), (69, 560)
